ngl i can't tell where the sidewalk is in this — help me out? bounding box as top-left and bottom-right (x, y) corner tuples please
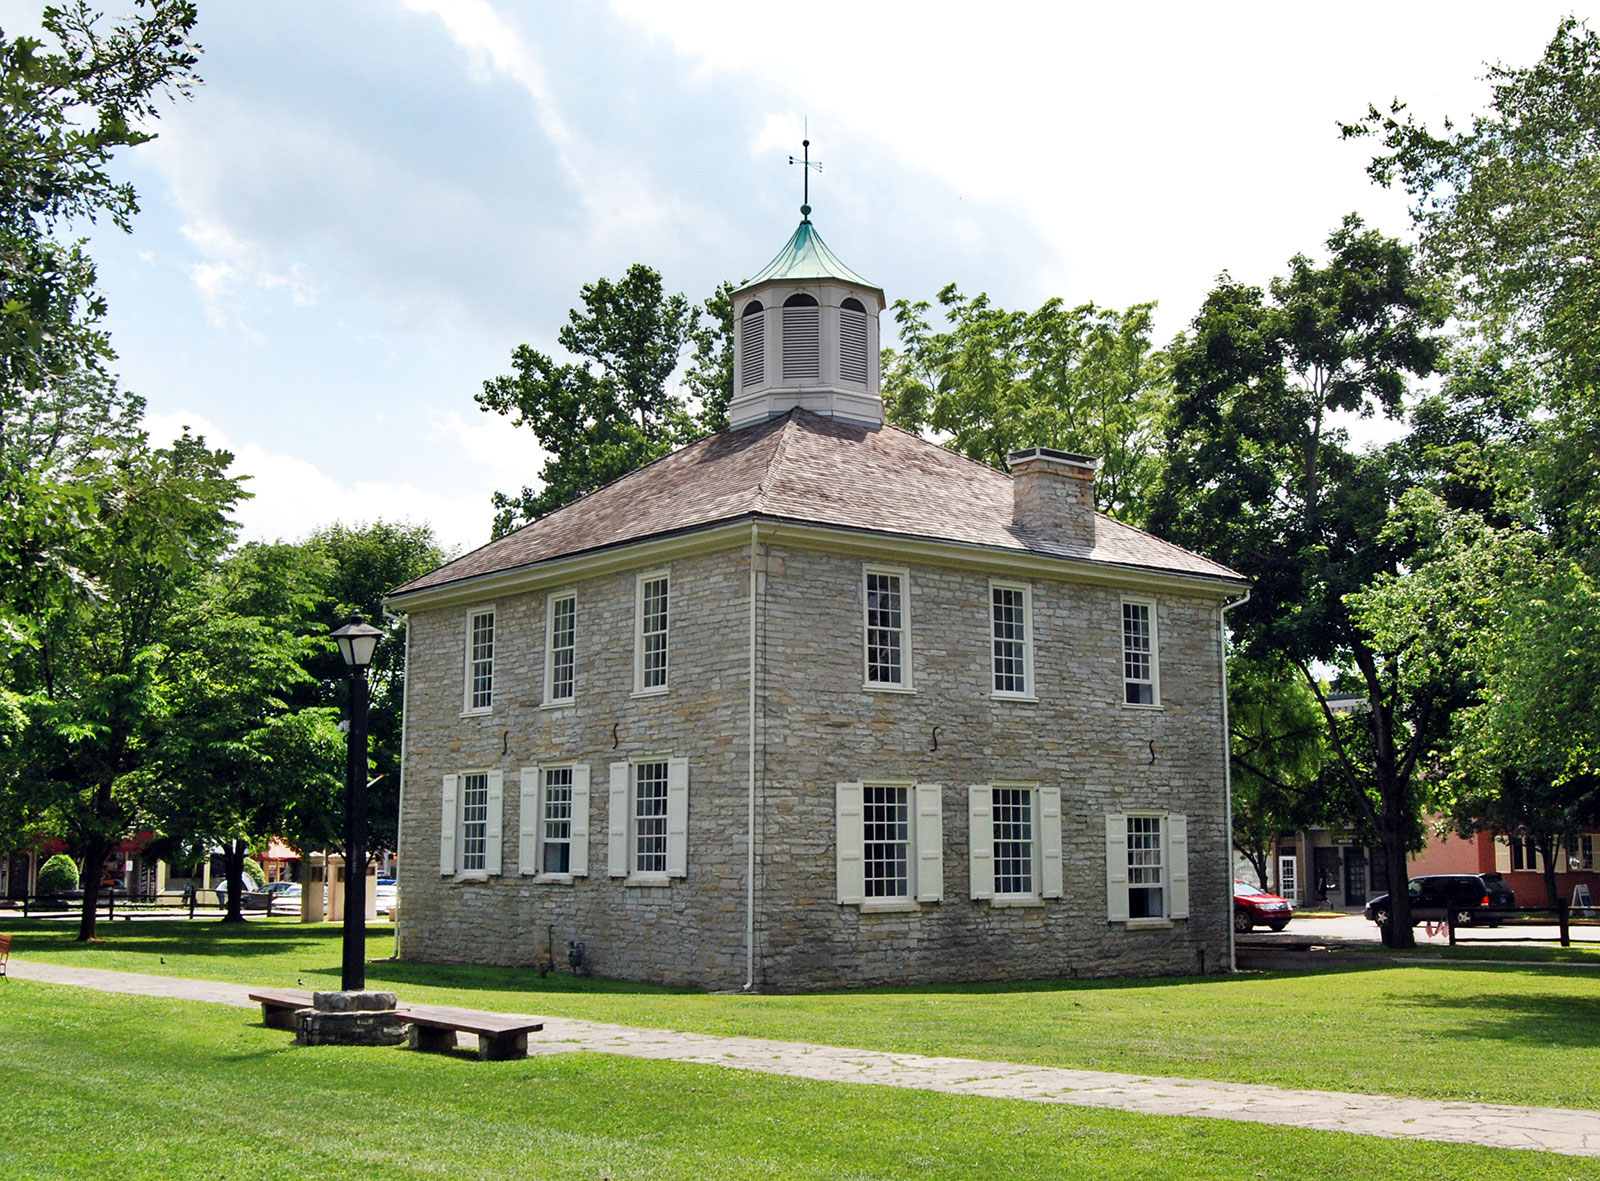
(10, 958), (1599, 1158)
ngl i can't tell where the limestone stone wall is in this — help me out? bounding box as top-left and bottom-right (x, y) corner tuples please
(397, 537), (1232, 990)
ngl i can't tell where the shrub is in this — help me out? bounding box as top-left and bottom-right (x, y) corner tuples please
(242, 858), (265, 888)
(37, 854), (80, 894)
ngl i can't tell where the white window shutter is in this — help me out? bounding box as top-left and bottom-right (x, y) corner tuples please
(518, 768), (539, 875)
(1039, 784), (1063, 899)
(1494, 838), (1511, 873)
(666, 757), (689, 878)
(484, 770), (504, 876)
(836, 782), (864, 904)
(915, 782), (944, 902)
(968, 787), (993, 900)
(439, 775), (458, 876)
(1168, 812), (1189, 919)
(1105, 811), (1129, 922)
(607, 762), (629, 878)
(570, 765), (591, 877)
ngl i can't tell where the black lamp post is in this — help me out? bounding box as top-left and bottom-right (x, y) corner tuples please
(331, 616), (382, 992)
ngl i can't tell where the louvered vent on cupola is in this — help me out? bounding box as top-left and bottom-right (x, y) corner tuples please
(782, 294), (820, 380)
(839, 297), (868, 385)
(741, 301), (765, 387)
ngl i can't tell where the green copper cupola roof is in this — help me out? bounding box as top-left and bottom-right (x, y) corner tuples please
(735, 218), (884, 305)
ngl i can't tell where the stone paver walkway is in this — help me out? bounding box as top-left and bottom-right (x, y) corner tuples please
(11, 958), (1599, 1158)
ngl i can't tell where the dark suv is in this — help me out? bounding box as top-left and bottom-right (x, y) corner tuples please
(1364, 873), (1517, 928)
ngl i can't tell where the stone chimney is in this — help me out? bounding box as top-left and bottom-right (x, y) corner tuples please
(1007, 448), (1098, 547)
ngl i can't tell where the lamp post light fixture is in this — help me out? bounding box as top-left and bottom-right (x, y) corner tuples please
(330, 615), (383, 992)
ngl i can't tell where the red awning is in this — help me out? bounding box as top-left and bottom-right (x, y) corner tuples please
(263, 838), (300, 861)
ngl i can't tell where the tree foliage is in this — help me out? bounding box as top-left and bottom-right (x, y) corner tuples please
(882, 288), (1169, 521)
(478, 265), (731, 536)
(1148, 217), (1448, 945)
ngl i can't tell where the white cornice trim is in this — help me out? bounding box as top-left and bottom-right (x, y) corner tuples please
(385, 516), (1247, 612)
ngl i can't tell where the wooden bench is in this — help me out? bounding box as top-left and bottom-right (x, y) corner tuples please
(0, 931), (11, 978)
(398, 1002), (544, 1061)
(246, 988), (543, 1059)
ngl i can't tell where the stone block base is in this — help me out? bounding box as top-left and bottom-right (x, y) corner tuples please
(296, 1008), (411, 1047)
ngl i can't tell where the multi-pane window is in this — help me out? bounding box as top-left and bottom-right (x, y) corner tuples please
(633, 761), (669, 874)
(992, 787), (1034, 895)
(991, 584), (1030, 696)
(1511, 837), (1539, 871)
(460, 772), (489, 872)
(863, 783), (910, 898)
(864, 568), (907, 687)
(636, 573), (669, 692)
(546, 593), (575, 703)
(541, 767), (573, 874)
(466, 609), (495, 711)
(1582, 835), (1595, 871)
(1122, 600), (1156, 705)
(1127, 815), (1164, 918)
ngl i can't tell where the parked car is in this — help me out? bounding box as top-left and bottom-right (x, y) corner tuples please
(260, 881), (302, 911)
(1364, 873), (1517, 928)
(214, 881), (271, 911)
(1233, 880), (1293, 932)
(374, 880), (397, 913)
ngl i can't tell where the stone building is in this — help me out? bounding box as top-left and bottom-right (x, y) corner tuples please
(386, 211), (1248, 990)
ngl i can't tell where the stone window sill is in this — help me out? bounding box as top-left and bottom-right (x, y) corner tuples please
(624, 874), (671, 888)
(1121, 701), (1164, 712)
(631, 687), (670, 700)
(991, 692), (1039, 704)
(862, 683), (916, 695)
(460, 707), (494, 719)
(989, 896), (1045, 908)
(857, 899), (919, 913)
(529, 873), (575, 884)
(450, 871), (489, 884)
(540, 699), (575, 712)
(1123, 917), (1174, 929)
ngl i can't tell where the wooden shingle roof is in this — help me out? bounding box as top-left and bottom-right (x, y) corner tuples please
(390, 410), (1243, 599)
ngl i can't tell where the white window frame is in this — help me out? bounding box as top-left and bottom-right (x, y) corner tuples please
(862, 565), (913, 692)
(634, 570), (670, 696)
(439, 770), (502, 880)
(607, 757), (688, 884)
(1105, 809), (1188, 925)
(836, 779), (942, 909)
(462, 606), (496, 715)
(989, 581), (1035, 700)
(543, 591), (577, 706)
(1120, 596), (1160, 707)
(969, 782), (1061, 904)
(519, 763), (590, 880)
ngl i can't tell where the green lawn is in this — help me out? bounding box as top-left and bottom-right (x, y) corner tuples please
(0, 983), (1588, 1181)
(6, 917), (1600, 1110)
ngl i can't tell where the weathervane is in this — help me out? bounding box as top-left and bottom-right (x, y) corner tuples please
(789, 123), (821, 220)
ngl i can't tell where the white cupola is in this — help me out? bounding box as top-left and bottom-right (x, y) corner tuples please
(729, 209), (886, 430)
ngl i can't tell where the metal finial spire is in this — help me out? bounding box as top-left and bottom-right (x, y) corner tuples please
(789, 124), (821, 220)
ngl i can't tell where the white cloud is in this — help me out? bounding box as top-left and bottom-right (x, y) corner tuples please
(179, 217), (321, 329)
(426, 408), (548, 488)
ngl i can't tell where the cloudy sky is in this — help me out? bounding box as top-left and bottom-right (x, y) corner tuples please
(14, 1), (1592, 554)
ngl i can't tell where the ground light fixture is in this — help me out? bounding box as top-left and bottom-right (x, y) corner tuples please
(330, 616), (382, 991)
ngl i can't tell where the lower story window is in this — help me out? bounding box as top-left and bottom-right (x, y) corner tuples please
(1105, 809), (1188, 922)
(863, 783), (910, 898)
(440, 770), (503, 877)
(634, 760), (669, 874)
(542, 767), (573, 874)
(461, 773), (489, 871)
(992, 787), (1034, 895)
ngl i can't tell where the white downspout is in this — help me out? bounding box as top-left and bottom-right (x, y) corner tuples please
(394, 613), (412, 959)
(1219, 589), (1250, 973)
(744, 522), (759, 991)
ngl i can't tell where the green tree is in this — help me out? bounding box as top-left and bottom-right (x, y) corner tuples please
(478, 266), (732, 536)
(143, 542), (342, 922)
(882, 289), (1169, 520)
(1349, 17), (1600, 543)
(1148, 217), (1448, 946)
(18, 432), (243, 940)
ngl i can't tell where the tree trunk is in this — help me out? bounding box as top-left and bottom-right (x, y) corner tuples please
(221, 839), (247, 923)
(76, 833), (110, 942)
(1539, 834), (1561, 908)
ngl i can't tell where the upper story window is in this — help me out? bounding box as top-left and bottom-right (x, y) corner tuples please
(741, 301), (765, 387)
(991, 582), (1033, 698)
(635, 571), (669, 694)
(782, 294), (820, 381)
(863, 566), (911, 690)
(839, 296), (868, 385)
(1122, 598), (1159, 705)
(464, 607), (495, 713)
(545, 592), (576, 704)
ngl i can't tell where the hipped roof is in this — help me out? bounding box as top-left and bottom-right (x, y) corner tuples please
(391, 410), (1243, 601)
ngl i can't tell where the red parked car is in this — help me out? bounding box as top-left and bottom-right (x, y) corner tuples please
(1233, 880), (1294, 932)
